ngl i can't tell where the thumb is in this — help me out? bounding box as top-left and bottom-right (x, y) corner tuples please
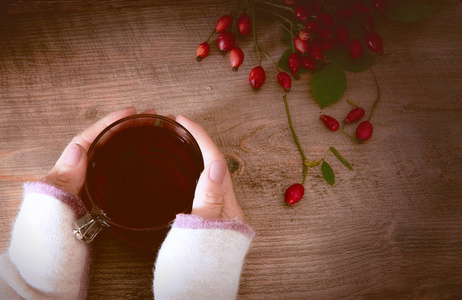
(191, 159), (228, 220)
(44, 142), (88, 196)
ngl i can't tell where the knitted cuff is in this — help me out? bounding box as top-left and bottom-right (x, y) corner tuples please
(24, 182), (87, 218)
(173, 213), (255, 240)
(154, 214), (254, 299)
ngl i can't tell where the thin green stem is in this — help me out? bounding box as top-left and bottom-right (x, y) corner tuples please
(283, 95), (308, 184)
(264, 8), (304, 32)
(321, 148), (330, 162)
(290, 24), (295, 53)
(260, 48), (279, 71)
(362, 15), (372, 33)
(250, 0), (262, 65)
(206, 29), (214, 43)
(251, 0), (278, 70)
(347, 98), (358, 107)
(257, 0), (294, 13)
(368, 68), (381, 121)
(273, 16), (292, 35)
(340, 129), (358, 143)
(231, 4), (240, 41)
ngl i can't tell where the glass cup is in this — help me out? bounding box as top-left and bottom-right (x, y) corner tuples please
(73, 114), (204, 248)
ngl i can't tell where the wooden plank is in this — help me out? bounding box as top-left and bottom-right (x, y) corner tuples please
(0, 0), (461, 298)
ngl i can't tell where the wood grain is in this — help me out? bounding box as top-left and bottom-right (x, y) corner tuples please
(1, 0), (462, 299)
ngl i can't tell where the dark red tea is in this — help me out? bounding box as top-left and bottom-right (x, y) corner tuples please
(85, 123), (203, 230)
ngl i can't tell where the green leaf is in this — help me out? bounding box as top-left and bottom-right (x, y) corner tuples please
(329, 147), (353, 170)
(386, 0), (434, 23)
(321, 161), (335, 186)
(311, 62), (347, 108)
(280, 29), (292, 47)
(328, 47), (376, 73)
(278, 48), (308, 76)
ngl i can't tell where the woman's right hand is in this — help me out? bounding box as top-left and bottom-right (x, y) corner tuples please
(175, 115), (244, 222)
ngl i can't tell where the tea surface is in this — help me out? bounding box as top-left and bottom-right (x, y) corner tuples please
(87, 125), (200, 229)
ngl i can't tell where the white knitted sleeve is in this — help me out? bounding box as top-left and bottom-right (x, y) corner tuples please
(153, 214), (255, 300)
(0, 182), (91, 300)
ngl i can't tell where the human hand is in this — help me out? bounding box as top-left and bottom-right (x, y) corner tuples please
(175, 115), (245, 222)
(43, 107), (138, 196)
(43, 108), (244, 222)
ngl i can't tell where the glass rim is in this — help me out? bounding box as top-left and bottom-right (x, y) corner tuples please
(83, 113), (203, 232)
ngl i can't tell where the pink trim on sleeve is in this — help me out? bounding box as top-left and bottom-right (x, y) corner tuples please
(173, 214), (255, 240)
(24, 182), (88, 218)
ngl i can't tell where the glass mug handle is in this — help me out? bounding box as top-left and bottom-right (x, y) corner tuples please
(73, 212), (108, 244)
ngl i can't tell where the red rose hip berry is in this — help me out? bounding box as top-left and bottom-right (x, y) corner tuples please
(309, 42), (324, 60)
(349, 38), (364, 59)
(335, 25), (349, 45)
(344, 107), (365, 124)
(319, 27), (332, 40)
(230, 47), (244, 71)
(299, 29), (311, 41)
(285, 183), (305, 205)
(277, 72), (292, 92)
(317, 14), (335, 27)
(294, 36), (309, 54)
(354, 4), (371, 15)
(364, 16), (375, 31)
(196, 42), (210, 62)
(305, 20), (320, 33)
(238, 13), (252, 36)
(320, 39), (335, 51)
(366, 32), (383, 54)
(249, 66), (266, 91)
(217, 31), (236, 54)
(356, 120), (373, 143)
(295, 6), (308, 21)
(288, 52), (302, 76)
(215, 15), (233, 33)
(321, 114), (339, 131)
(371, 0), (386, 11)
(302, 56), (316, 70)
(336, 8), (353, 21)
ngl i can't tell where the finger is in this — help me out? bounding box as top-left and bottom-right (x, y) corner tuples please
(190, 159), (228, 219)
(45, 107), (137, 195)
(175, 114), (224, 165)
(44, 142), (88, 196)
(140, 109), (156, 114)
(175, 115), (244, 221)
(51, 107), (137, 169)
(77, 107), (137, 152)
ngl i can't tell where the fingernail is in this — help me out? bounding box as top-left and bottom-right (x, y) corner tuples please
(65, 143), (82, 166)
(209, 160), (227, 184)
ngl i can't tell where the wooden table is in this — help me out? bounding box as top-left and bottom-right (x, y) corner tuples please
(1, 0), (461, 298)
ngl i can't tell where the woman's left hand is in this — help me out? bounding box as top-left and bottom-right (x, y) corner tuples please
(43, 107), (137, 196)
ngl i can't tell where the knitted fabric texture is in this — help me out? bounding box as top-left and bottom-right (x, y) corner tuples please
(154, 214), (255, 300)
(0, 182), (91, 300)
(1, 183), (255, 300)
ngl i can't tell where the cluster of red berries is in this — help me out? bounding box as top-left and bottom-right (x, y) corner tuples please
(320, 100), (373, 143)
(196, 13), (258, 80)
(196, 8), (294, 92)
(197, 0), (386, 94)
(285, 0), (385, 77)
(195, 1), (386, 207)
